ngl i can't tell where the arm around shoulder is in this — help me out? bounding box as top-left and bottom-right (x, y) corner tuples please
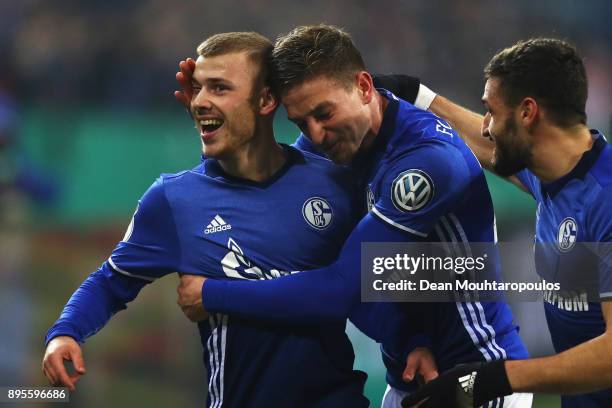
(428, 95), (494, 170)
(429, 95), (528, 192)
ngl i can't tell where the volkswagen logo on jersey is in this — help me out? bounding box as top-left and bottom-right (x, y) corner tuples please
(557, 217), (578, 252)
(391, 169), (434, 212)
(302, 197), (333, 229)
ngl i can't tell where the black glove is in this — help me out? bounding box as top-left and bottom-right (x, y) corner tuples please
(401, 360), (513, 408)
(372, 74), (421, 104)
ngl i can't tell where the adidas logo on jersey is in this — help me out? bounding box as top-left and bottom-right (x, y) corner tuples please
(458, 371), (476, 395)
(204, 215), (232, 234)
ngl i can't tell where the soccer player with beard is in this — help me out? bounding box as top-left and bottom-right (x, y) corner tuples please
(42, 32), (372, 407)
(176, 25), (532, 408)
(402, 39), (612, 407)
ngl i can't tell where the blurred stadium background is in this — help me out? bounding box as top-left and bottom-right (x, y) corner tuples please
(0, 0), (610, 406)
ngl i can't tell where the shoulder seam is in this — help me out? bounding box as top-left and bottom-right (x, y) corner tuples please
(299, 149), (334, 164)
(160, 169), (191, 181)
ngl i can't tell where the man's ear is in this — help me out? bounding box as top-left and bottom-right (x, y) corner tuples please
(259, 86), (278, 116)
(356, 71), (375, 104)
(519, 97), (539, 129)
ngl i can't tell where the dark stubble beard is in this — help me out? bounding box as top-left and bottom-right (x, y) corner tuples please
(491, 117), (533, 177)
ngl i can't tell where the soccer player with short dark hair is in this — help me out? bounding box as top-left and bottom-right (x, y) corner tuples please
(177, 25), (532, 408)
(401, 38), (612, 407)
(42, 32), (372, 407)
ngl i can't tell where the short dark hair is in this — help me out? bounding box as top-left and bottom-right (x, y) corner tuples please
(271, 24), (366, 95)
(197, 32), (273, 90)
(484, 38), (588, 127)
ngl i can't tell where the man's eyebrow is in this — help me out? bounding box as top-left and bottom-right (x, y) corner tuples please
(289, 102), (334, 121)
(192, 77), (231, 85)
(287, 101), (335, 123)
(206, 77), (230, 83)
(311, 102), (333, 115)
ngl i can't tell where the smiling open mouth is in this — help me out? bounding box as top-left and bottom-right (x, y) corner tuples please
(200, 119), (224, 133)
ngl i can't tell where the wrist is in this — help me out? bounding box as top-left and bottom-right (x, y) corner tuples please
(45, 326), (81, 347)
(473, 359), (513, 406)
(413, 84), (437, 110)
(406, 334), (433, 350)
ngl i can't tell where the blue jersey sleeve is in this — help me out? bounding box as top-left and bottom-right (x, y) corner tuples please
(108, 177), (181, 281)
(371, 141), (472, 237)
(45, 262), (148, 344)
(202, 211), (415, 341)
(588, 186), (612, 298)
(46, 177), (181, 345)
(515, 169), (539, 199)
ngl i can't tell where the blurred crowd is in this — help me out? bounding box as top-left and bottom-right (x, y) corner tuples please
(1, 0), (610, 121)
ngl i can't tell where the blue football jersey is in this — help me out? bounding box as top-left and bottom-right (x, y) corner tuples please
(516, 131), (612, 407)
(295, 90), (528, 392)
(359, 90), (527, 390)
(109, 145), (368, 407)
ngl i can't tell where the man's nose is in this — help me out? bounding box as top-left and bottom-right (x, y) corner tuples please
(482, 112), (491, 138)
(306, 120), (326, 145)
(192, 90), (213, 114)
